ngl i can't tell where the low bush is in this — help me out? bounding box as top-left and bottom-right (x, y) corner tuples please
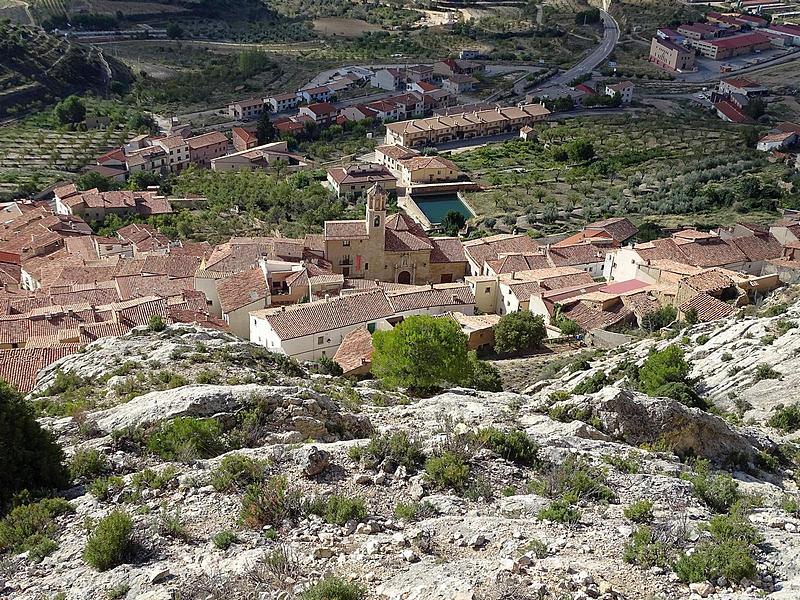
(754, 364), (781, 382)
(240, 476), (301, 529)
(531, 455), (614, 504)
(302, 577), (365, 600)
(146, 417), (226, 461)
(131, 467), (177, 491)
(0, 498), (74, 561)
(348, 431), (425, 473)
(623, 499), (654, 523)
(537, 500), (580, 525)
(69, 449), (108, 482)
(476, 428), (540, 467)
(210, 454), (268, 492)
(212, 530), (238, 550)
(83, 511), (135, 571)
(424, 451), (470, 493)
(650, 382), (708, 410)
(673, 510), (760, 583)
(394, 501), (436, 521)
(768, 403), (800, 433)
(603, 452), (641, 474)
(158, 507), (188, 539)
(89, 476), (124, 501)
(571, 371), (608, 395)
(306, 494), (367, 526)
(465, 354), (503, 392)
(685, 460), (740, 514)
(623, 526), (672, 568)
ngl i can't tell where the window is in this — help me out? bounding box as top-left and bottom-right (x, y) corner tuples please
(343, 240), (350, 246)
(367, 322), (376, 333)
(364, 262), (369, 270)
(484, 286), (491, 294)
(373, 216), (381, 227)
(317, 336), (324, 344)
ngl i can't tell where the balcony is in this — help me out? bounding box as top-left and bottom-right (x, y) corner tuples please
(339, 257), (353, 266)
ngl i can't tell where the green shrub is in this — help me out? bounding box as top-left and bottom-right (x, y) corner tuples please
(569, 358), (591, 373)
(148, 315), (166, 332)
(476, 428), (540, 467)
(623, 526), (672, 568)
(493, 311), (546, 355)
(768, 403), (800, 432)
(158, 507), (188, 539)
(465, 353), (503, 392)
(650, 382), (708, 410)
(0, 381), (69, 513)
(638, 346), (690, 395)
(623, 499), (654, 523)
(685, 460), (740, 514)
(696, 335), (710, 345)
(520, 538), (549, 558)
(782, 495), (799, 516)
(349, 431), (426, 472)
(83, 511), (135, 571)
(571, 371), (608, 395)
(89, 476), (124, 501)
(721, 352), (733, 362)
(240, 476), (301, 529)
(602, 452), (641, 474)
(394, 501), (435, 521)
(531, 455), (614, 504)
(306, 494), (367, 526)
(131, 467), (177, 491)
(302, 577), (365, 600)
(210, 454), (267, 492)
(760, 334), (775, 346)
(673, 511), (760, 583)
(537, 500), (580, 525)
(762, 303), (787, 317)
(754, 364), (780, 382)
(146, 417), (226, 461)
(212, 530), (238, 550)
(69, 449), (108, 482)
(0, 498), (74, 561)
(315, 355), (343, 376)
(424, 451), (470, 493)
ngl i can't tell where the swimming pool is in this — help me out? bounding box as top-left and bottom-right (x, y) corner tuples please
(410, 193), (474, 225)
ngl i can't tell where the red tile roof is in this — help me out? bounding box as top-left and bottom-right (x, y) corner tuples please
(0, 347), (78, 392)
(679, 292), (735, 322)
(254, 289), (394, 340)
(333, 326), (374, 375)
(216, 267), (268, 314)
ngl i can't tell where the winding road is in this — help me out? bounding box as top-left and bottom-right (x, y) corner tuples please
(535, 9), (620, 90)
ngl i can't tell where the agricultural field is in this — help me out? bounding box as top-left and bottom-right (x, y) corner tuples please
(451, 109), (791, 235)
(0, 97), (144, 199)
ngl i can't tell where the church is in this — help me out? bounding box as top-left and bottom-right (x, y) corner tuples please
(323, 186), (468, 285)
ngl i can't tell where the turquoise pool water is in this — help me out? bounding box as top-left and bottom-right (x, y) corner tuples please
(411, 193), (473, 225)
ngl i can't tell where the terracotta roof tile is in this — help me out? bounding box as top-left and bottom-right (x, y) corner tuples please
(253, 289), (394, 340)
(333, 326), (374, 375)
(0, 348), (78, 392)
(217, 267), (268, 314)
(679, 292), (735, 322)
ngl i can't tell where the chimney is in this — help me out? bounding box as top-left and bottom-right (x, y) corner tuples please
(325, 294), (330, 302)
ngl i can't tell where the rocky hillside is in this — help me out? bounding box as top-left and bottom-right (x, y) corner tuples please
(0, 23), (133, 117)
(4, 297), (800, 600)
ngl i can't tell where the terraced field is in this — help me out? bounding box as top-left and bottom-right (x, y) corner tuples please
(0, 123), (130, 199)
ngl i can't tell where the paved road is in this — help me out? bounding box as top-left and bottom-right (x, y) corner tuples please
(535, 10), (620, 90)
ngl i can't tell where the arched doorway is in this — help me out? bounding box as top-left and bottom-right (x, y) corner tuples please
(397, 270), (412, 285)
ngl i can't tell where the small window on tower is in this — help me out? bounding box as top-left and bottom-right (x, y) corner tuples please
(373, 216), (380, 227)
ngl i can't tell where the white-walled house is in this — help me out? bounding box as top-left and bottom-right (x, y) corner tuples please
(250, 289), (394, 361)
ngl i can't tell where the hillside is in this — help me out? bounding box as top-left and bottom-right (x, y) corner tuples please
(0, 22), (133, 118)
(3, 295), (800, 599)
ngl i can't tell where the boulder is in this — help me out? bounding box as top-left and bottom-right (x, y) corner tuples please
(583, 387), (772, 464)
(301, 446), (331, 478)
